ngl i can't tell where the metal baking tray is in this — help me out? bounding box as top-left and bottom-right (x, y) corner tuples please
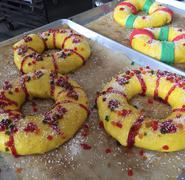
(0, 1), (185, 179)
(1, 19), (185, 77)
(69, 0), (185, 76)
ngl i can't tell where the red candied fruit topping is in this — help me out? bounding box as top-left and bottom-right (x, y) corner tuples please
(111, 121), (123, 128)
(56, 77), (73, 90)
(160, 120), (177, 134)
(43, 106), (67, 125)
(116, 75), (130, 85)
(105, 148), (112, 154)
(162, 145), (169, 150)
(142, 16), (146, 19)
(118, 109), (131, 116)
(108, 99), (120, 111)
(80, 143), (92, 150)
(151, 120), (158, 131)
(0, 119), (11, 132)
(47, 135), (53, 141)
(17, 45), (28, 55)
(73, 38), (81, 44)
(24, 122), (38, 133)
(67, 90), (79, 100)
(34, 70), (44, 78)
(127, 168), (133, 176)
(23, 36), (32, 42)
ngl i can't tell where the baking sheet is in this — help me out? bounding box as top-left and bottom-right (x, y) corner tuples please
(71, 0), (185, 71)
(0, 20), (185, 180)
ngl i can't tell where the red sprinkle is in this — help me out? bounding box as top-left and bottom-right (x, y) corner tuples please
(80, 143), (92, 150)
(98, 121), (104, 129)
(32, 101), (38, 112)
(111, 121), (123, 128)
(47, 135), (53, 141)
(151, 120), (158, 131)
(15, 87), (20, 93)
(118, 109), (131, 116)
(176, 114), (182, 118)
(147, 98), (153, 104)
(139, 149), (144, 156)
(162, 145), (169, 150)
(23, 122), (38, 133)
(127, 168), (133, 176)
(105, 148), (112, 154)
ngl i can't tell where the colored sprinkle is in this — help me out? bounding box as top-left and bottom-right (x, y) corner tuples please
(98, 121), (104, 129)
(162, 145), (169, 150)
(23, 122), (38, 133)
(147, 98), (153, 104)
(47, 135), (53, 141)
(80, 143), (92, 150)
(117, 109), (131, 117)
(105, 148), (112, 154)
(105, 115), (110, 122)
(139, 149), (144, 156)
(127, 168), (133, 176)
(151, 120), (158, 131)
(111, 121), (123, 128)
(16, 168), (23, 174)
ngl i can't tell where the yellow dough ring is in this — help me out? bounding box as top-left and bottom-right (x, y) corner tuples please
(97, 67), (185, 152)
(114, 0), (173, 29)
(0, 70), (88, 155)
(13, 28), (91, 74)
(130, 26), (185, 64)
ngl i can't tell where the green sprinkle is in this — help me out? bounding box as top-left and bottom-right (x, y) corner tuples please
(5, 131), (10, 135)
(5, 147), (9, 152)
(131, 61), (135, 65)
(70, 71), (75, 75)
(144, 132), (147, 136)
(93, 104), (97, 109)
(105, 115), (110, 122)
(150, 70), (154, 75)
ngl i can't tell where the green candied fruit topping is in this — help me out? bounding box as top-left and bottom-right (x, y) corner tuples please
(105, 115), (110, 122)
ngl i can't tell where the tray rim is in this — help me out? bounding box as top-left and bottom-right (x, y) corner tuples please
(1, 18), (185, 77)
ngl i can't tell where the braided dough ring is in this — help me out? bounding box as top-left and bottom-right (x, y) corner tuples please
(97, 67), (185, 152)
(130, 26), (185, 64)
(0, 70), (88, 155)
(114, 0), (173, 29)
(13, 28), (91, 74)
